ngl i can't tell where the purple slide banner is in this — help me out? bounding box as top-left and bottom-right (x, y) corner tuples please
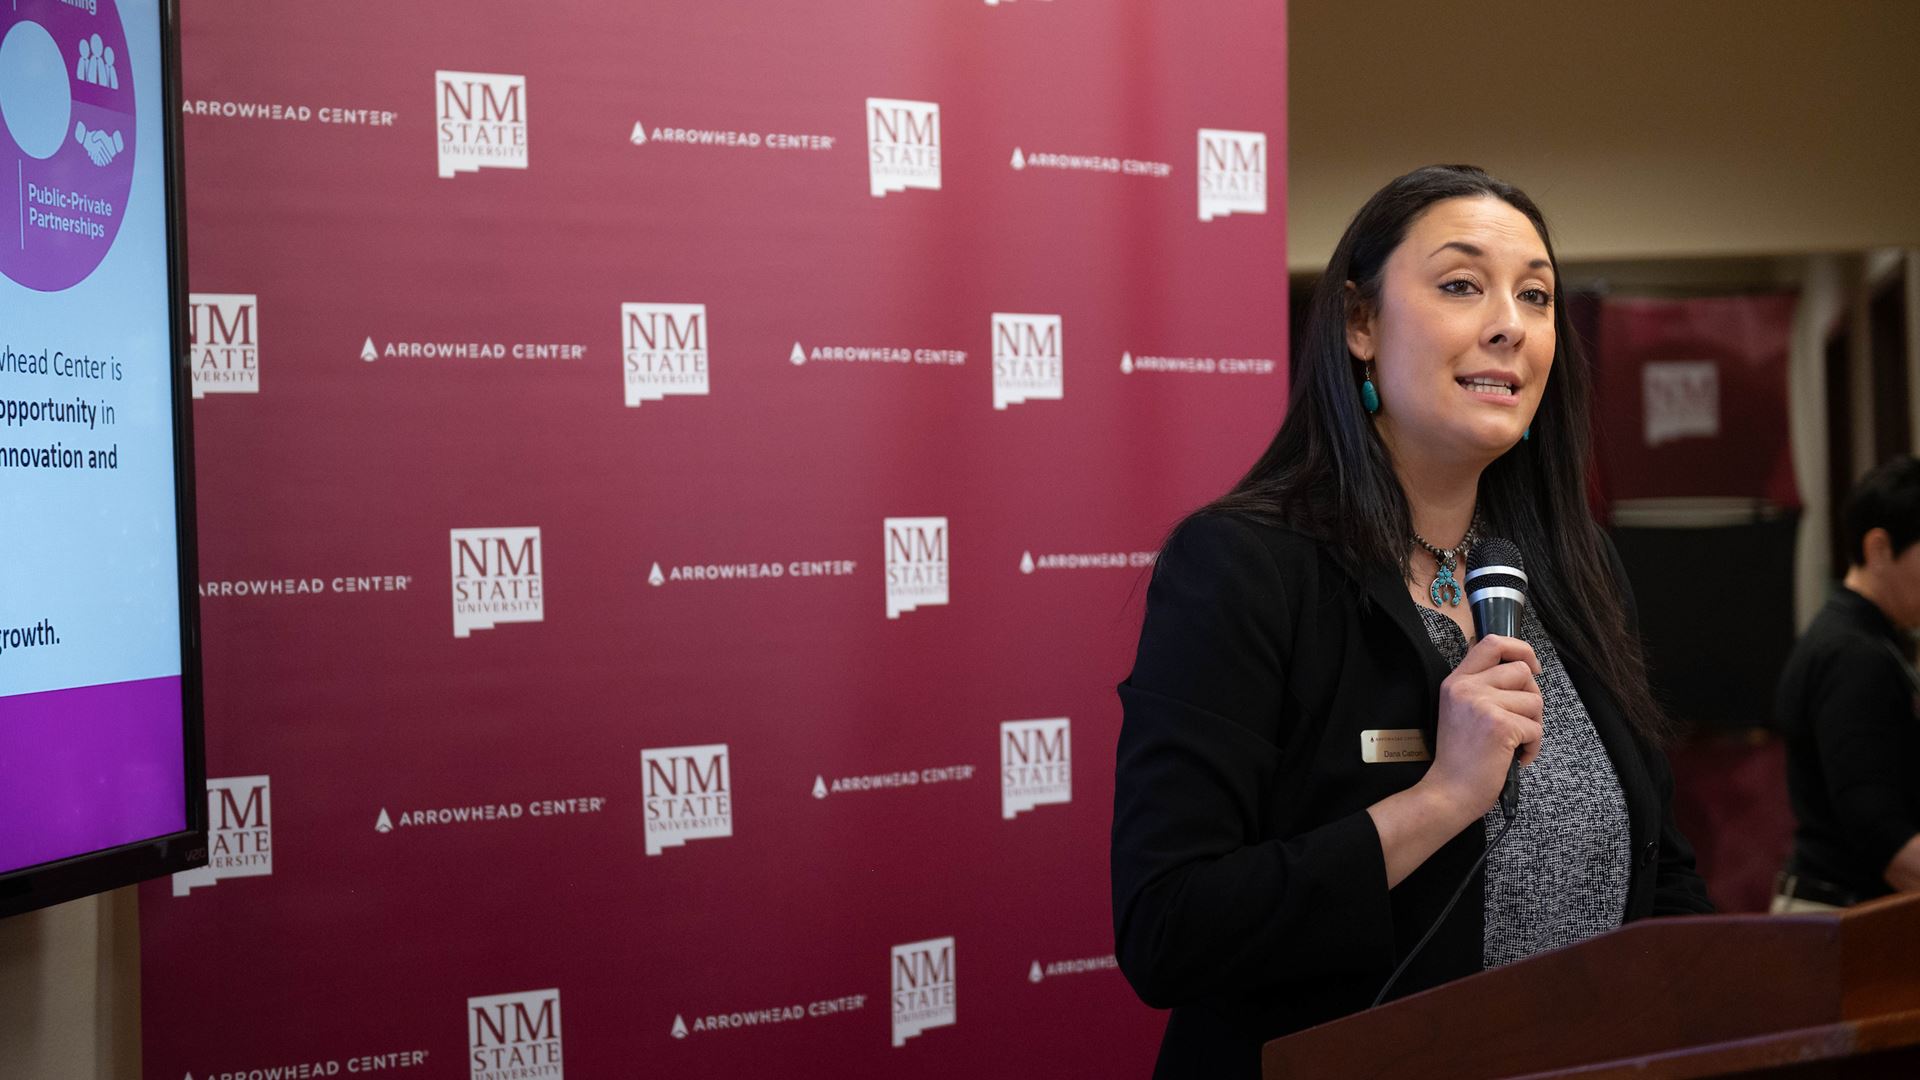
(0, 675), (185, 874)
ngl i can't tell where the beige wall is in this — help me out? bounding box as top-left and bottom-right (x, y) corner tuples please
(1788, 254), (1853, 630)
(1289, 1), (1920, 271)
(0, 889), (141, 1080)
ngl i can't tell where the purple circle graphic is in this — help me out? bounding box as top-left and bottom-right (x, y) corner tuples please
(1, 0), (135, 293)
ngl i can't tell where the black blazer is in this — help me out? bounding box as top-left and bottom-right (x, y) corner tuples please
(1111, 513), (1713, 1079)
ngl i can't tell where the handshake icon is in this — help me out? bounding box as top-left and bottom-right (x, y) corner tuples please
(73, 121), (125, 167)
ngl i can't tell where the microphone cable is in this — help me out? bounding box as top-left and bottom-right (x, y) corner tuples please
(1372, 536), (1532, 1008)
(1369, 805), (1516, 1009)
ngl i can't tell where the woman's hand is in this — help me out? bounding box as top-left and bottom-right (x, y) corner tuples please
(1422, 633), (1544, 826)
(1367, 634), (1544, 888)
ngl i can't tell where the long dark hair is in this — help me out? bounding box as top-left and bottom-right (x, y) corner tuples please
(1203, 164), (1668, 744)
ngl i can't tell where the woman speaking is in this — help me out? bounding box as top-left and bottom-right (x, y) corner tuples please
(1110, 165), (1713, 1078)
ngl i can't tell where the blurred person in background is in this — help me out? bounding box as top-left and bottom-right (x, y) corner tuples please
(1775, 455), (1920, 912)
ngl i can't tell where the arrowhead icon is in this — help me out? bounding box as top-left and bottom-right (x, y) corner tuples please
(648, 563), (666, 587)
(631, 121), (649, 146)
(375, 808), (393, 834)
(790, 342), (807, 366)
(1120, 351), (1134, 374)
(360, 337), (378, 362)
(812, 775), (828, 799)
(1019, 551), (1035, 574)
(671, 1014), (688, 1039)
(1029, 960), (1043, 983)
(1010, 147), (1025, 170)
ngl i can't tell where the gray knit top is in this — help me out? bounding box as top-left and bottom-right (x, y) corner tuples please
(1417, 602), (1632, 968)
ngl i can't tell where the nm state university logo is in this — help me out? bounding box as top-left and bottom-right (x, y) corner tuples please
(437, 71), (528, 178)
(866, 98), (940, 197)
(172, 776), (271, 896)
(990, 313), (1062, 410)
(621, 303), (709, 406)
(890, 936), (956, 1047)
(1001, 718), (1071, 819)
(1197, 128), (1267, 221)
(641, 743), (732, 856)
(450, 528), (544, 638)
(468, 988), (562, 1080)
(884, 517), (948, 619)
(188, 293), (258, 398)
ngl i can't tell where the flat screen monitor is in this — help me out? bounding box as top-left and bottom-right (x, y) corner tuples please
(0, 0), (204, 918)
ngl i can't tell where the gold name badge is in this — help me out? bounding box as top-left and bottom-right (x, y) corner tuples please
(1361, 729), (1432, 764)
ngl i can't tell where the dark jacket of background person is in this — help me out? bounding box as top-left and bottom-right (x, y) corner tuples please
(1777, 587), (1920, 901)
(1111, 513), (1714, 1079)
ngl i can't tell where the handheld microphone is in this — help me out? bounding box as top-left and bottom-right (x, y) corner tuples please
(1466, 538), (1528, 821)
(1373, 537), (1530, 1010)
(1372, 536), (1529, 1009)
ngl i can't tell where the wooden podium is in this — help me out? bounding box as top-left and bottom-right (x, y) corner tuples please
(1263, 893), (1920, 1079)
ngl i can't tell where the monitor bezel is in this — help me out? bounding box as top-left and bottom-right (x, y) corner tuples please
(0, 0), (208, 920)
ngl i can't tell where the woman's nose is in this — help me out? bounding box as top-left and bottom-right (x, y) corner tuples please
(1485, 300), (1525, 351)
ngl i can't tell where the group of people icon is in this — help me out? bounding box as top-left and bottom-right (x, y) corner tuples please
(76, 34), (119, 90)
(70, 33), (124, 165)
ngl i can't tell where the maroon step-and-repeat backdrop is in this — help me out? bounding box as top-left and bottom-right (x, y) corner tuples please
(139, 3), (1288, 1077)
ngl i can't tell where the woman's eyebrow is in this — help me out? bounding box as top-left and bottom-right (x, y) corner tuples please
(1428, 240), (1552, 274)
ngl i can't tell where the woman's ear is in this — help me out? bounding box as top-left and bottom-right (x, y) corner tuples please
(1344, 281), (1375, 362)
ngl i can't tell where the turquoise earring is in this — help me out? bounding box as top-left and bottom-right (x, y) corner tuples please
(1361, 363), (1380, 415)
(1522, 426), (1532, 441)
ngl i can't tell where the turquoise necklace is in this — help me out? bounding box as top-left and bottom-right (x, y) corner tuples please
(1412, 518), (1479, 608)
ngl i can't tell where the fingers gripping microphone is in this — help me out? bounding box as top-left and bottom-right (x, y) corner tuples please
(1466, 538), (1528, 821)
(1373, 539), (1529, 1010)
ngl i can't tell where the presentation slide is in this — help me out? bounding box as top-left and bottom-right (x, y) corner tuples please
(0, 0), (186, 875)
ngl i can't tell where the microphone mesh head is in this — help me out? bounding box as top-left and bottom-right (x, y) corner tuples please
(1466, 536), (1527, 598)
(1467, 536), (1524, 575)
